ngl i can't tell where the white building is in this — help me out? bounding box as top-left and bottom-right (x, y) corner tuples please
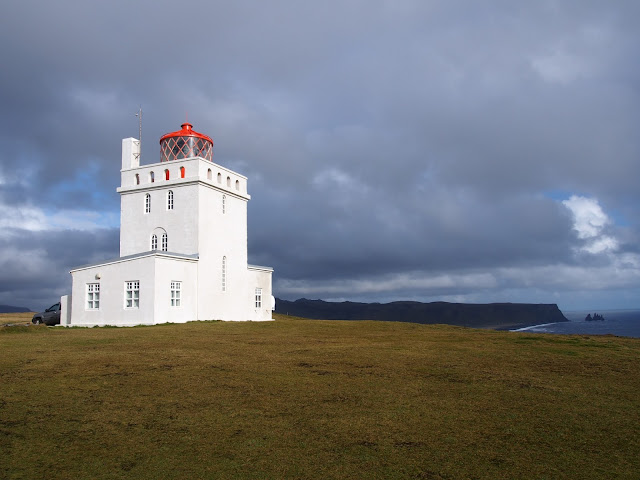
(62, 122), (274, 326)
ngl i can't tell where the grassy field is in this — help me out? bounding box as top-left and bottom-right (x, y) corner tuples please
(0, 312), (33, 327)
(1, 315), (639, 479)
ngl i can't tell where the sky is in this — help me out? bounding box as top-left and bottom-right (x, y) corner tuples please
(1, 1), (639, 312)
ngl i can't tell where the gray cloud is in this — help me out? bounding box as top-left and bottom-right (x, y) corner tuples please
(1, 1), (639, 311)
(0, 228), (119, 310)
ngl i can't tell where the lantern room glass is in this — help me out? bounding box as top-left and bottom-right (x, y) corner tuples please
(160, 136), (213, 162)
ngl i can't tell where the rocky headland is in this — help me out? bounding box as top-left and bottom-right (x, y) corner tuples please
(275, 298), (568, 330)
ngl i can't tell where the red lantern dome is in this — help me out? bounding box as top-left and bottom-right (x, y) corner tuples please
(159, 123), (213, 162)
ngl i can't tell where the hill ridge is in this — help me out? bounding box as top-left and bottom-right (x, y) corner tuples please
(0, 305), (31, 314)
(276, 298), (568, 329)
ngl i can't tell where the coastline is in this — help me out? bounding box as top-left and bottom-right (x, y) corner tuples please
(492, 321), (563, 332)
(509, 322), (560, 332)
(502, 309), (640, 338)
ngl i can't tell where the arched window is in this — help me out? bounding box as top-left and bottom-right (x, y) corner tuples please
(145, 193), (151, 213)
(167, 190), (174, 210)
(165, 169), (170, 181)
(207, 168), (212, 180)
(217, 172), (222, 183)
(222, 256), (227, 292)
(180, 167), (185, 178)
(151, 227), (167, 252)
(226, 176), (231, 187)
(235, 179), (240, 191)
(222, 194), (226, 214)
(135, 174), (140, 185)
(150, 171), (155, 183)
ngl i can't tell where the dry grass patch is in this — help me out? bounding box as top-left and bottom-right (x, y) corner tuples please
(1, 314), (639, 479)
(0, 312), (33, 326)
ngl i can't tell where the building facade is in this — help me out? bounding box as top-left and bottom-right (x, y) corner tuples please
(63, 123), (274, 326)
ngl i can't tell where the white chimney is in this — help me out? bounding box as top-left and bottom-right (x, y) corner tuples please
(121, 138), (141, 170)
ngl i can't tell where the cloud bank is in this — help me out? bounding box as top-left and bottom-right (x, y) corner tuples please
(1, 1), (639, 311)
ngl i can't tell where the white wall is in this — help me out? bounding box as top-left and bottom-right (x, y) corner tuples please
(60, 295), (72, 326)
(119, 157), (248, 195)
(118, 157), (250, 258)
(152, 257), (198, 324)
(69, 254), (198, 326)
(70, 256), (157, 326)
(196, 183), (250, 320)
(247, 266), (274, 321)
(119, 182), (200, 257)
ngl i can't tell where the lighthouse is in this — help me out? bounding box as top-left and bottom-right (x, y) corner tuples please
(64, 122), (274, 326)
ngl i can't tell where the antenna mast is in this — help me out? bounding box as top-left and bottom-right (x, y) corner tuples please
(135, 106), (143, 141)
(135, 106), (142, 161)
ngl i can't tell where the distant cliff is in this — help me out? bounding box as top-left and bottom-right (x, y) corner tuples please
(275, 298), (568, 329)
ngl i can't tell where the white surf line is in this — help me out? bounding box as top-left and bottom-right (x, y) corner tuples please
(511, 322), (559, 332)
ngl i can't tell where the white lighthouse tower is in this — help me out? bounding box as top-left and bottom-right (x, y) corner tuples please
(64, 122), (274, 326)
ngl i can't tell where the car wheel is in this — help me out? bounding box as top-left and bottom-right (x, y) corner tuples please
(34, 318), (42, 325)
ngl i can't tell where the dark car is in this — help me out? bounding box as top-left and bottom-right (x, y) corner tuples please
(32, 303), (61, 326)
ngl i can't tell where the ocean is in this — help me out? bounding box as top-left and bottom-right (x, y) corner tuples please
(513, 309), (640, 338)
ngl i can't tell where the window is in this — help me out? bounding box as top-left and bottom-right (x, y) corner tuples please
(235, 180), (240, 191)
(222, 256), (227, 292)
(222, 195), (226, 214)
(135, 174), (140, 185)
(171, 281), (181, 307)
(217, 172), (222, 183)
(86, 283), (100, 310)
(125, 281), (140, 309)
(165, 169), (170, 181)
(151, 234), (158, 250)
(167, 190), (174, 210)
(180, 166), (185, 178)
(46, 303), (60, 313)
(255, 288), (262, 308)
(227, 176), (231, 187)
(145, 193), (151, 213)
(162, 233), (168, 251)
(150, 171), (155, 183)
(207, 168), (212, 180)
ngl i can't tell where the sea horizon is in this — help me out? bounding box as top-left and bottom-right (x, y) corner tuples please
(512, 308), (640, 338)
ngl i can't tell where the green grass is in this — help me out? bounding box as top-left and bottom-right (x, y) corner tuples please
(1, 315), (639, 479)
